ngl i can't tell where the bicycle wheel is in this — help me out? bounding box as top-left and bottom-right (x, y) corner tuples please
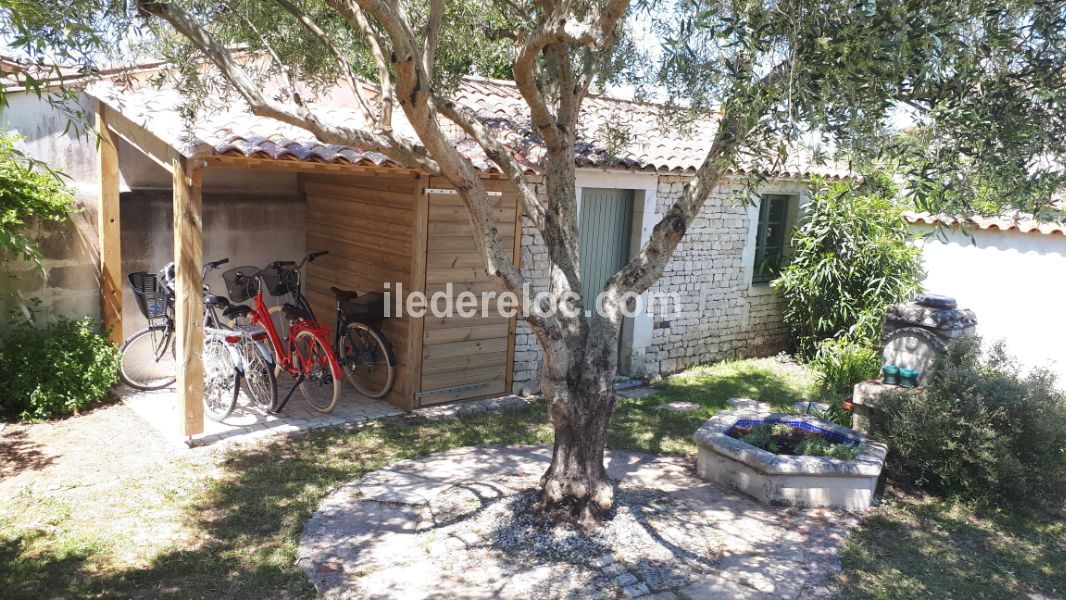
(203, 337), (238, 422)
(292, 329), (340, 413)
(240, 342), (279, 411)
(119, 325), (177, 390)
(341, 322), (395, 399)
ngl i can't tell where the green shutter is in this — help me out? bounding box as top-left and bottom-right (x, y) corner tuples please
(754, 194), (791, 283)
(579, 188), (635, 309)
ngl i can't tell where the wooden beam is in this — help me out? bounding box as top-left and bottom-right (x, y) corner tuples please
(202, 155), (422, 176)
(101, 102), (180, 173)
(173, 157), (205, 437)
(96, 103), (122, 344)
(407, 174), (429, 410)
(505, 193), (524, 396)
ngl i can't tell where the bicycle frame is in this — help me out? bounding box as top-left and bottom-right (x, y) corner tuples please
(245, 256), (342, 381)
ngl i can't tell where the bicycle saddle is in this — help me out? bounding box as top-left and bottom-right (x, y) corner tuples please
(203, 294), (230, 307)
(330, 286), (358, 300)
(282, 303), (311, 321)
(223, 304), (252, 318)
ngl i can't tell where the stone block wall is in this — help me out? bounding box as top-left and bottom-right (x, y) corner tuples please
(643, 176), (789, 375)
(512, 213), (549, 395)
(0, 215), (101, 326)
(511, 174), (793, 395)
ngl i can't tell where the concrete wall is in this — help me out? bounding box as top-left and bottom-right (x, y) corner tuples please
(0, 91), (103, 321)
(512, 172), (807, 394)
(119, 188), (305, 332)
(912, 224), (1066, 381)
(0, 89), (304, 327)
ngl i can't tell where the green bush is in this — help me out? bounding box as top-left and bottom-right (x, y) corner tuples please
(0, 313), (120, 421)
(0, 133), (77, 265)
(811, 338), (881, 399)
(772, 176), (924, 358)
(870, 338), (1066, 503)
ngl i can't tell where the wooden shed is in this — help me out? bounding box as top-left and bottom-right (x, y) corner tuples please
(89, 83), (526, 437)
(300, 171), (523, 410)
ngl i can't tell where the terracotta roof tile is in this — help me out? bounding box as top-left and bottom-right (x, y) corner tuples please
(86, 74), (851, 178)
(904, 210), (1066, 236)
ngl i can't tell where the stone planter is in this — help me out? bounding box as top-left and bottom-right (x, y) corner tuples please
(693, 410), (887, 511)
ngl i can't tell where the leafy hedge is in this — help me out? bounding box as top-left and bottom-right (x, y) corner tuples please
(871, 338), (1066, 503)
(772, 177), (924, 359)
(0, 314), (120, 421)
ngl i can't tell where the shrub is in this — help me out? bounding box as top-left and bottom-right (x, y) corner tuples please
(870, 337), (1066, 503)
(772, 176), (924, 358)
(811, 338), (881, 399)
(0, 133), (77, 265)
(0, 312), (120, 421)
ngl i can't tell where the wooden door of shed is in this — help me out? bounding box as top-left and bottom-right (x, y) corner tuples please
(418, 177), (522, 405)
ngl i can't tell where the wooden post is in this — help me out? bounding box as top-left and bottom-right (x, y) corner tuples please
(96, 104), (122, 344)
(406, 174), (429, 410)
(173, 157), (205, 437)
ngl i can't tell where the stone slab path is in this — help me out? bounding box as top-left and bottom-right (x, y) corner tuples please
(298, 445), (860, 600)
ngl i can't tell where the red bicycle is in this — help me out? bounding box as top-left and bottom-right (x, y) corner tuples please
(222, 252), (342, 413)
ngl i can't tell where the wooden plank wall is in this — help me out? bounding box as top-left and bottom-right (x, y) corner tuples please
(300, 172), (420, 410)
(420, 176), (521, 405)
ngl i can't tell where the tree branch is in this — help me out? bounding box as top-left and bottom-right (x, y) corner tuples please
(436, 95), (547, 230)
(422, 0), (444, 75)
(136, 0), (435, 171)
(607, 62), (791, 298)
(325, 0), (395, 129)
(272, 0), (377, 125)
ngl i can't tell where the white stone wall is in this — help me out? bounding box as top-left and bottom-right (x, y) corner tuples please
(643, 176), (795, 375)
(512, 213), (549, 394)
(911, 224), (1066, 382)
(512, 173), (808, 394)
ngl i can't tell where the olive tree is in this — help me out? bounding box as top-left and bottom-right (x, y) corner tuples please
(19, 0), (1059, 522)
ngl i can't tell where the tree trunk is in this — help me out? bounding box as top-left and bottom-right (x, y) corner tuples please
(536, 318), (620, 526)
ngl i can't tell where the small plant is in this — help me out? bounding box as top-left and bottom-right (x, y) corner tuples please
(871, 337), (1066, 503)
(741, 425), (779, 453)
(811, 338), (881, 399)
(734, 422), (860, 460)
(0, 307), (120, 421)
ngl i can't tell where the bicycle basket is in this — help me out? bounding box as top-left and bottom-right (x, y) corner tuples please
(222, 266), (261, 303)
(340, 292), (386, 324)
(258, 265), (299, 296)
(128, 271), (171, 320)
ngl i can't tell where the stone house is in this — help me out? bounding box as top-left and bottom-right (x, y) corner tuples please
(1, 62), (846, 426)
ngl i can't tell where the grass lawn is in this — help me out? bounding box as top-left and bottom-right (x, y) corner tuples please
(1, 356), (1063, 598)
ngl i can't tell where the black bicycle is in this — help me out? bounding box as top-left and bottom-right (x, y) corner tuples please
(119, 259), (278, 419)
(329, 286), (395, 398)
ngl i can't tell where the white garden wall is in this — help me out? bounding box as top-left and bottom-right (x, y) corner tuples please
(912, 225), (1066, 382)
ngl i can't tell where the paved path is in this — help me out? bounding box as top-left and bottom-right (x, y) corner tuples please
(298, 445), (860, 600)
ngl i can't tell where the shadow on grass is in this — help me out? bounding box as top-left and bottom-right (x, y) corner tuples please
(1, 403), (554, 599)
(0, 428), (55, 479)
(608, 357), (814, 456)
(837, 489), (1066, 599)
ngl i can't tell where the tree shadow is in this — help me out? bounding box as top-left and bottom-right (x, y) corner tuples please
(609, 361), (813, 456)
(0, 428), (55, 479)
(0, 404), (554, 598)
(837, 488), (1066, 599)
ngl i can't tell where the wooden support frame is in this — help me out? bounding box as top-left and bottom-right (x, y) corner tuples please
(406, 174), (430, 410)
(172, 157), (205, 437)
(96, 103), (122, 344)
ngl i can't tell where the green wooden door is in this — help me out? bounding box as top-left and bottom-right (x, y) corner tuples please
(579, 188), (634, 311)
